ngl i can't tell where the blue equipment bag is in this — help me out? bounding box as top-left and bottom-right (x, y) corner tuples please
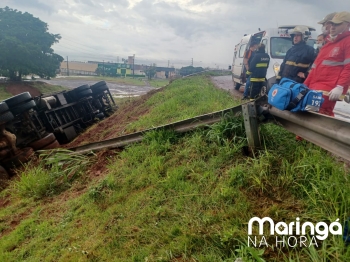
(268, 78), (324, 112)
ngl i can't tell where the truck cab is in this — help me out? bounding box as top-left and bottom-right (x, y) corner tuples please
(231, 25), (317, 94)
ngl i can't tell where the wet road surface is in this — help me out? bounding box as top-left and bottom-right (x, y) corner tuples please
(41, 79), (156, 98)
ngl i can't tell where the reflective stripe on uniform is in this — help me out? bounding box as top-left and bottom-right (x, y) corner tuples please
(322, 60), (344, 66)
(311, 63), (316, 69)
(250, 78), (265, 82)
(256, 63), (268, 67)
(276, 76), (281, 79)
(317, 90), (345, 100)
(285, 61), (310, 68)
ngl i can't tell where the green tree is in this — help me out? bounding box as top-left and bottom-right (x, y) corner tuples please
(143, 64), (157, 80)
(179, 66), (204, 76)
(0, 7), (63, 81)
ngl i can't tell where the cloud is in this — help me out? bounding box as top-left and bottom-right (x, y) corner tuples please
(2, 0), (349, 68)
(6, 0), (54, 13)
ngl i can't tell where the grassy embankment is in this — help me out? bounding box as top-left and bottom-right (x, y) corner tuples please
(0, 76), (349, 261)
(0, 82), (67, 101)
(31, 82), (67, 94)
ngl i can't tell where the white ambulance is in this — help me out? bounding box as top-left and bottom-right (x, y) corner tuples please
(231, 25), (317, 95)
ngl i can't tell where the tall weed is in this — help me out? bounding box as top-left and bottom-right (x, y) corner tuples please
(11, 149), (91, 199)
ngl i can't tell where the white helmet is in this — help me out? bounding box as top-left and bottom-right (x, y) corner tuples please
(290, 25), (311, 41)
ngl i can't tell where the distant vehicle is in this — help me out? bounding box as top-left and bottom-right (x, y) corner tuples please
(231, 25), (317, 95)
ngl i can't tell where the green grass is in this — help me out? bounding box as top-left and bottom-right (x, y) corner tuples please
(0, 85), (14, 100)
(127, 76), (240, 132)
(0, 75), (349, 261)
(31, 82), (67, 94)
(148, 79), (169, 88)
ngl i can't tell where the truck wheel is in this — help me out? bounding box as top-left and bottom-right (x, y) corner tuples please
(28, 133), (56, 150)
(91, 84), (108, 93)
(74, 84), (90, 92)
(42, 140), (60, 150)
(0, 111), (14, 125)
(91, 81), (107, 88)
(0, 102), (9, 114)
(4, 92), (32, 107)
(10, 100), (36, 115)
(76, 89), (93, 98)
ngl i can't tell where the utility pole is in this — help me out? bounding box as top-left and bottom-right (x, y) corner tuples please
(103, 60), (105, 76)
(133, 54), (135, 76)
(168, 60), (169, 68)
(66, 56), (69, 76)
(117, 56), (119, 63)
(191, 58), (193, 66)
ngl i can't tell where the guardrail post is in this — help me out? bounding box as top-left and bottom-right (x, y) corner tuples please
(242, 102), (261, 149)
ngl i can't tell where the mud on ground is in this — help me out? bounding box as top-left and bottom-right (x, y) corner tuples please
(5, 81), (43, 97)
(65, 88), (164, 148)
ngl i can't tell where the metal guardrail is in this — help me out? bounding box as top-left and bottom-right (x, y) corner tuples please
(68, 105), (243, 154)
(68, 99), (350, 163)
(269, 107), (350, 162)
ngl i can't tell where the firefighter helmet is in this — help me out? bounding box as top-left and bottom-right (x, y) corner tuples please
(290, 25), (311, 42)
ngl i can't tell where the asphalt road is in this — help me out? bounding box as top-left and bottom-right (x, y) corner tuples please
(211, 75), (350, 122)
(41, 79), (156, 98)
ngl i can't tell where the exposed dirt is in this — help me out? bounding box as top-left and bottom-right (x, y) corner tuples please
(5, 81), (42, 97)
(65, 87), (164, 148)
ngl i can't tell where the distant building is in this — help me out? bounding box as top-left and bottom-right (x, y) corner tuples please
(59, 60), (176, 78)
(127, 56), (135, 65)
(60, 61), (98, 76)
(155, 67), (176, 79)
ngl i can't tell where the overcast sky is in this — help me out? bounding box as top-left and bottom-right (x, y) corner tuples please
(2, 0), (349, 68)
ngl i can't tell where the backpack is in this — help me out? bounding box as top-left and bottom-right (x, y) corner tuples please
(268, 78), (324, 112)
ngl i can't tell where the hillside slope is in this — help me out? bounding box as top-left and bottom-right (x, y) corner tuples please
(0, 81), (67, 101)
(0, 76), (349, 262)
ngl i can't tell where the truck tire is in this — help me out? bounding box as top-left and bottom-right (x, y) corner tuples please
(28, 133), (56, 150)
(0, 111), (14, 125)
(42, 140), (60, 150)
(91, 84), (108, 93)
(91, 81), (107, 88)
(76, 89), (93, 98)
(10, 100), (36, 115)
(0, 102), (9, 114)
(74, 84), (90, 92)
(4, 92), (32, 108)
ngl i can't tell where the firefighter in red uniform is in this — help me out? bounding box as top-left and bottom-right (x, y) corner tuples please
(305, 11), (350, 116)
